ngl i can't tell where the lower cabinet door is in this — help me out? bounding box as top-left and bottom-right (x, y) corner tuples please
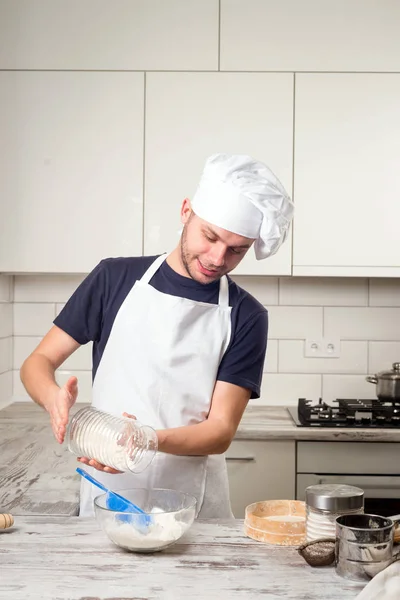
(225, 440), (295, 518)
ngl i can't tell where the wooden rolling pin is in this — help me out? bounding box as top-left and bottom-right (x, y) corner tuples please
(395, 524), (400, 544)
(392, 514), (400, 544)
(0, 513), (14, 529)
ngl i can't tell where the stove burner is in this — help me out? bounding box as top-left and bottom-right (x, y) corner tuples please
(289, 398), (400, 428)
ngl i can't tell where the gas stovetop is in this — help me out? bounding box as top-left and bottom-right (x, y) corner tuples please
(288, 398), (400, 428)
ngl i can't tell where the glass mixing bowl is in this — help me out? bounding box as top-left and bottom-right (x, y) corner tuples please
(94, 488), (197, 553)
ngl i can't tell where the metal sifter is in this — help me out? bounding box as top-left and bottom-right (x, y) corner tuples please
(298, 513), (400, 577)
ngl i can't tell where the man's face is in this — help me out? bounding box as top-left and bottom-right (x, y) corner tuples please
(179, 199), (254, 284)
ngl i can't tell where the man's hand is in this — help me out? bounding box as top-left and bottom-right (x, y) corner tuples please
(77, 456), (122, 474)
(46, 376), (78, 444)
(77, 411), (137, 474)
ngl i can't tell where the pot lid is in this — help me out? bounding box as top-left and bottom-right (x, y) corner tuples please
(375, 362), (400, 380)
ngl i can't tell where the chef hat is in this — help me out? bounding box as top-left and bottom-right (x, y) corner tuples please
(191, 153), (294, 260)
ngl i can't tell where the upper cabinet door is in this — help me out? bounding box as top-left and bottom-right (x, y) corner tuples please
(220, 0), (400, 72)
(144, 72), (294, 276)
(0, 72), (144, 273)
(0, 0), (219, 71)
(293, 74), (400, 277)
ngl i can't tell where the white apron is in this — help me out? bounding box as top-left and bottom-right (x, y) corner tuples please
(79, 254), (234, 518)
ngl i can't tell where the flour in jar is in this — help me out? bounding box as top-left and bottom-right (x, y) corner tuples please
(106, 507), (187, 550)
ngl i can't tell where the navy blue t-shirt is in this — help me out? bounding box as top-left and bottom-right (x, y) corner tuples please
(54, 255), (268, 399)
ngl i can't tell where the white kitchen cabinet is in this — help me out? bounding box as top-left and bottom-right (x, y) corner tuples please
(297, 441), (400, 475)
(0, 71), (144, 273)
(293, 74), (400, 277)
(0, 0), (218, 71)
(296, 441), (400, 515)
(226, 440), (295, 517)
(144, 72), (294, 276)
(221, 0), (400, 73)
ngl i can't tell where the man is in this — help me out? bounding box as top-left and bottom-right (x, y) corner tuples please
(20, 153), (294, 518)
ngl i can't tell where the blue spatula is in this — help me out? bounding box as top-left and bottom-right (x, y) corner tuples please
(76, 467), (152, 527)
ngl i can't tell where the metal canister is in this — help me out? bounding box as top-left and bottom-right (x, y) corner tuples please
(335, 514), (396, 581)
(305, 484), (364, 541)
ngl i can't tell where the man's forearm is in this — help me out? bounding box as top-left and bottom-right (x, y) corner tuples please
(20, 354), (59, 410)
(156, 419), (234, 456)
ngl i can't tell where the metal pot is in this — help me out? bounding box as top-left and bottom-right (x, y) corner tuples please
(366, 362), (400, 400)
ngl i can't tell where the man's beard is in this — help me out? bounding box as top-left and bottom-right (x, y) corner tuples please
(180, 229), (224, 284)
(180, 223), (197, 281)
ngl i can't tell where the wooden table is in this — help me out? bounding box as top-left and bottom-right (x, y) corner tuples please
(0, 517), (365, 600)
(0, 403), (81, 515)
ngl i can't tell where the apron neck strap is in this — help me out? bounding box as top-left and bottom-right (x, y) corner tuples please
(141, 254), (230, 307)
(140, 254), (168, 284)
(218, 275), (229, 307)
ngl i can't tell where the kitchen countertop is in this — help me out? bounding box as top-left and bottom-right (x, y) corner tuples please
(236, 405), (400, 441)
(0, 516), (365, 600)
(3, 400), (400, 441)
(1, 402), (399, 517)
(0, 402), (82, 516)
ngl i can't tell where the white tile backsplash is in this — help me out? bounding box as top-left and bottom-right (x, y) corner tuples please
(13, 303), (55, 336)
(259, 374), (322, 406)
(279, 278), (368, 307)
(278, 340), (368, 374)
(368, 342), (400, 374)
(324, 307), (400, 341)
(14, 275), (84, 303)
(13, 335), (92, 371)
(267, 306), (323, 339)
(0, 337), (12, 374)
(322, 375), (377, 402)
(230, 276), (278, 305)
(369, 279), (400, 307)
(0, 371), (13, 407)
(0, 275), (13, 402)
(0, 303), (13, 338)
(13, 332), (92, 371)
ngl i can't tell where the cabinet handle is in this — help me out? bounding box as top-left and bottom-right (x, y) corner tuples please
(318, 478), (400, 490)
(226, 456), (255, 462)
(346, 483), (400, 491)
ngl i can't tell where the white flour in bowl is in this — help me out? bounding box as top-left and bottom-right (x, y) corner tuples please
(106, 507), (188, 550)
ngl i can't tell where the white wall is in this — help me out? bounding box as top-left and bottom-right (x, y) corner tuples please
(0, 276), (13, 406)
(2, 0), (400, 405)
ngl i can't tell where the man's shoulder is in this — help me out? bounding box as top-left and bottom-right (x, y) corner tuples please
(100, 254), (160, 270)
(99, 255), (160, 280)
(228, 276), (268, 319)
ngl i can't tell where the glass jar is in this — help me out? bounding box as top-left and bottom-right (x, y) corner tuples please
(67, 406), (158, 473)
(305, 484), (364, 541)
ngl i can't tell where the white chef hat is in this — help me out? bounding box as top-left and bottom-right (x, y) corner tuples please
(191, 153), (294, 260)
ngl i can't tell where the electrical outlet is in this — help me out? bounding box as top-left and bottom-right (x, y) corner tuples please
(304, 338), (341, 358)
